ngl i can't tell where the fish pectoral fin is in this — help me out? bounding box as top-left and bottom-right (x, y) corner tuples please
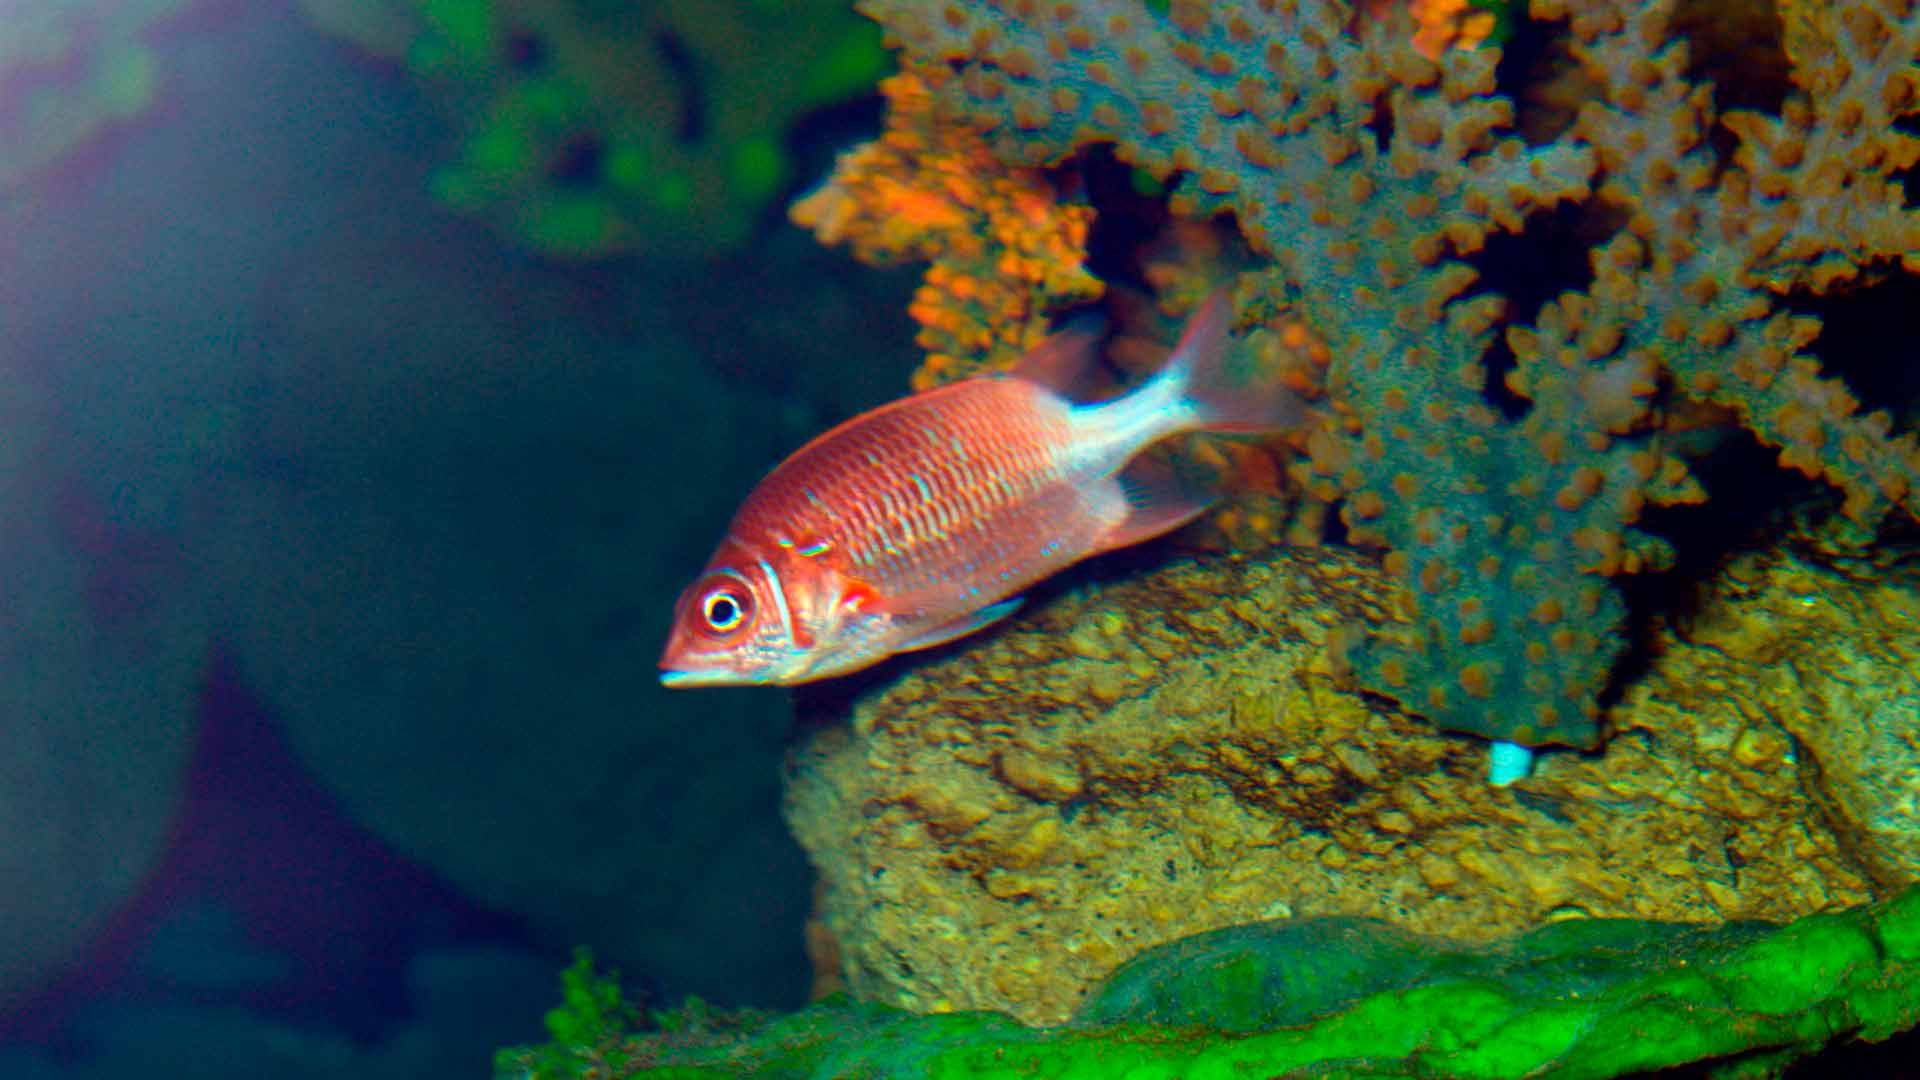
(838, 578), (885, 616)
(1091, 457), (1218, 555)
(896, 598), (1024, 653)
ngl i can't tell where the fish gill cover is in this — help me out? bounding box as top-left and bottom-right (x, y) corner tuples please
(795, 0), (1920, 749)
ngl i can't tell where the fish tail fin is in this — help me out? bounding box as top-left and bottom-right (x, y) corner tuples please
(1161, 288), (1308, 433)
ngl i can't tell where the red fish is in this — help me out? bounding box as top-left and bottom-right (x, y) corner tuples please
(659, 291), (1303, 687)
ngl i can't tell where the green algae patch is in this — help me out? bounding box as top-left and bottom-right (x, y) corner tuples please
(496, 885), (1920, 1079)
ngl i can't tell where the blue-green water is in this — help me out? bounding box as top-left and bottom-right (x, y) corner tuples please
(0, 3), (909, 1073)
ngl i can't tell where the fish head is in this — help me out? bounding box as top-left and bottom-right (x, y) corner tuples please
(659, 559), (805, 687)
(660, 540), (896, 688)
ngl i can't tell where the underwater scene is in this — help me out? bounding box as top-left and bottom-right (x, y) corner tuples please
(2, 0), (1919, 1077)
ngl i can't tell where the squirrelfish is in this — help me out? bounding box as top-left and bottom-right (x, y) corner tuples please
(659, 291), (1303, 687)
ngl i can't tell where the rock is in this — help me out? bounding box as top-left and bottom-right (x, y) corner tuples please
(496, 884), (1920, 1079)
(1678, 542), (1920, 887)
(785, 543), (1903, 1024)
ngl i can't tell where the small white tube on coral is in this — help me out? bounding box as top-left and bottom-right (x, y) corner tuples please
(1488, 740), (1534, 787)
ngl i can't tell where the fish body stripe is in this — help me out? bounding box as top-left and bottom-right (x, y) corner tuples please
(730, 378), (1104, 607)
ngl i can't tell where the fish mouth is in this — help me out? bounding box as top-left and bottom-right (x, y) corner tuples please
(659, 668), (746, 689)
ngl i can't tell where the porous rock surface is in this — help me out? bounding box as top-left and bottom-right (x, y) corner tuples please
(785, 542), (1912, 1024)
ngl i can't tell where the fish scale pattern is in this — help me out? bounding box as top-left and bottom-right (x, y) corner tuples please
(853, 0), (1920, 746)
(737, 379), (1090, 604)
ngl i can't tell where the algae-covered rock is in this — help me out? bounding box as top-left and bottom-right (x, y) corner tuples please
(1678, 542), (1920, 887)
(495, 883), (1920, 1079)
(785, 542), (1905, 1023)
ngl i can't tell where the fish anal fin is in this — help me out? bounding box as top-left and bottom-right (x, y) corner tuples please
(1092, 457), (1217, 555)
(897, 598), (1024, 653)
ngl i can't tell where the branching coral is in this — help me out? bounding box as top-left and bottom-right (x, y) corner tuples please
(793, 71), (1103, 386)
(1392, 0), (1505, 58)
(841, 0), (1920, 747)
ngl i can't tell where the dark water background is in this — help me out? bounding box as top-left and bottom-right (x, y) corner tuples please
(0, 3), (910, 1073)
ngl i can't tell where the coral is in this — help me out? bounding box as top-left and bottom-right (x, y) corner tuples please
(792, 71), (1103, 387)
(1355, 0), (1519, 59)
(782, 538), (1920, 1024)
(843, 0), (1920, 746)
(494, 882), (1920, 1078)
(0, 0), (183, 192)
(305, 0), (889, 258)
(1406, 0), (1502, 57)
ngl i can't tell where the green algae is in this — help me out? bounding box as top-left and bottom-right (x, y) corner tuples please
(323, 0), (884, 259)
(508, 949), (645, 1077)
(497, 885), (1920, 1079)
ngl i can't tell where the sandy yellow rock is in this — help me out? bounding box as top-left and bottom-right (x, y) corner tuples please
(785, 543), (1911, 1025)
(1416, 854), (1462, 891)
(896, 783), (994, 837)
(1374, 809), (1417, 835)
(1000, 815), (1063, 868)
(995, 747), (1084, 802)
(1066, 623), (1112, 660)
(983, 870), (1052, 900)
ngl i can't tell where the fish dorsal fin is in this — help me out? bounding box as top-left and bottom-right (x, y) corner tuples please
(896, 598), (1024, 652)
(1007, 317), (1106, 399)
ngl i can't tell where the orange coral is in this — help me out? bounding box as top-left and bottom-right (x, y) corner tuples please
(1409, 0), (1498, 58)
(791, 70), (1103, 388)
(1354, 0), (1498, 59)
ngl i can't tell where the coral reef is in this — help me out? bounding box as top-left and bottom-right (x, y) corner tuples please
(495, 882), (1920, 1078)
(302, 0), (889, 258)
(838, 0), (1920, 746)
(1400, 0), (1505, 58)
(783, 536), (1920, 1024)
(793, 71), (1103, 387)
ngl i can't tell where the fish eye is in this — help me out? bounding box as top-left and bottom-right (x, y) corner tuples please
(701, 588), (749, 633)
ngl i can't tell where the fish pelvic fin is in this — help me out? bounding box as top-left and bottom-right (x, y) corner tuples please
(895, 598), (1024, 653)
(1160, 288), (1308, 434)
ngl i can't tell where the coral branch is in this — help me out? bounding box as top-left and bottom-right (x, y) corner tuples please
(793, 72), (1103, 386)
(848, 0), (1920, 746)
